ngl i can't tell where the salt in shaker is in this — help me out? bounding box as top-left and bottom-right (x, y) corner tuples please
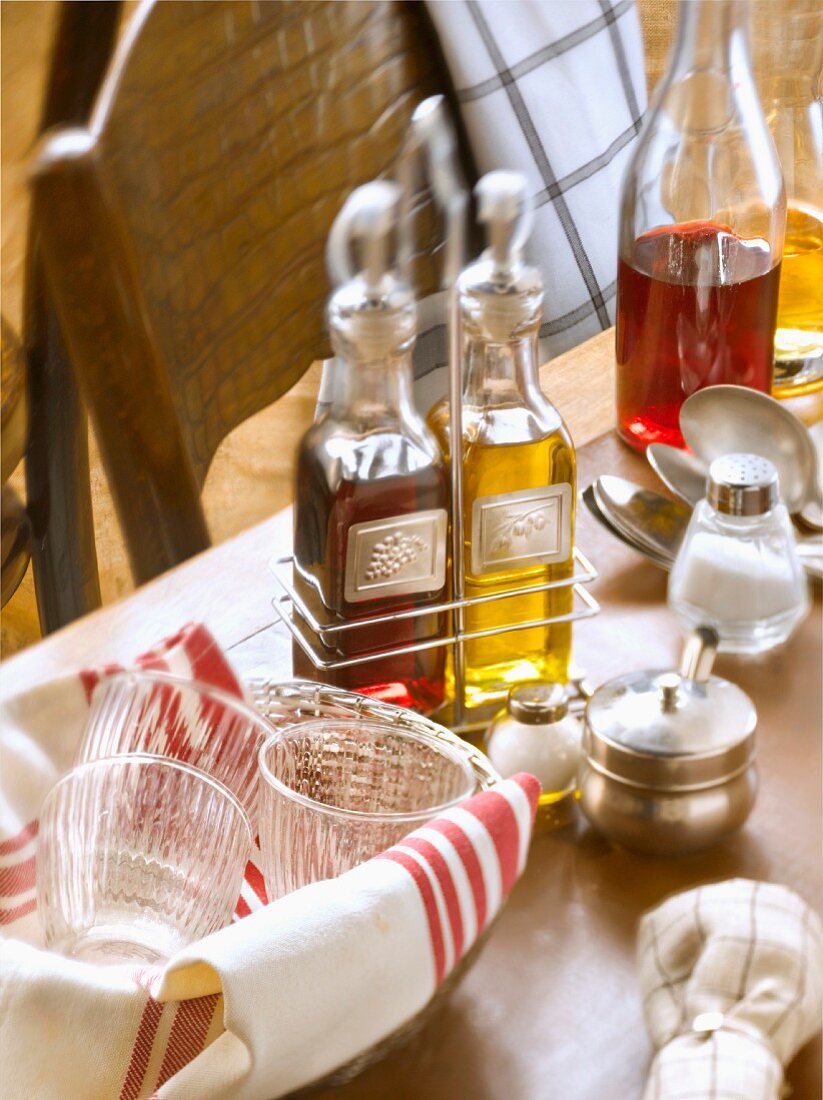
(668, 453), (809, 653)
(485, 684), (581, 829)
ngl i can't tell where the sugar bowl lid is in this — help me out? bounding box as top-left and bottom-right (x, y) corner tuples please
(584, 627), (757, 790)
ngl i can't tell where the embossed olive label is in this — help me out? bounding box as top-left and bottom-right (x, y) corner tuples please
(471, 484), (572, 575)
(344, 509), (448, 603)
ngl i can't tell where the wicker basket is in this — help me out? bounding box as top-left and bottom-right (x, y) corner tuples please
(245, 679), (502, 1092)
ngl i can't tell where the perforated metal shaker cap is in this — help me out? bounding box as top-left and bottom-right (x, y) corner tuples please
(708, 453), (778, 516)
(507, 683), (568, 724)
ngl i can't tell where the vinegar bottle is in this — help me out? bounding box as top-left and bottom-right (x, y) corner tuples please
(428, 171), (576, 716)
(292, 182), (449, 713)
(616, 0), (786, 451)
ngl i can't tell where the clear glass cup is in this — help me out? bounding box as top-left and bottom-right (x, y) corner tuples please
(37, 753), (253, 964)
(258, 719), (476, 899)
(79, 670), (278, 819)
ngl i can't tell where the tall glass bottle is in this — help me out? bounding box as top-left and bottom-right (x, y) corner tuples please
(292, 182), (448, 713)
(428, 171), (576, 714)
(754, 1), (823, 397)
(616, 0), (785, 451)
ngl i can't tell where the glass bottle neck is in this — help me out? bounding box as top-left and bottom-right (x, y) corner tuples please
(670, 0), (750, 77)
(329, 351), (418, 425)
(463, 331), (542, 406)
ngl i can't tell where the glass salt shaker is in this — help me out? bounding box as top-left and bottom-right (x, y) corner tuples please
(668, 453), (809, 653)
(485, 684), (581, 830)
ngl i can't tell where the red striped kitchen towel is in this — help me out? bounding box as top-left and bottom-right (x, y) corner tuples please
(0, 623), (540, 1098)
(1, 774), (537, 1098)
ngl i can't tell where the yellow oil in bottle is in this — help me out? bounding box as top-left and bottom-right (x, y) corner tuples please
(773, 204), (823, 398)
(428, 402), (575, 711)
(433, 168), (578, 717)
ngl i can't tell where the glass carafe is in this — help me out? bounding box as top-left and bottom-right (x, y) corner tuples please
(616, 0), (785, 451)
(753, 1), (823, 397)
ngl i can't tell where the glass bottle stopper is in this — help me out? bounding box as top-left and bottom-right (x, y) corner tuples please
(476, 170), (533, 275)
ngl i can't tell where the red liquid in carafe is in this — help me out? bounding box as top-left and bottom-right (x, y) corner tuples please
(292, 458), (447, 715)
(616, 222), (781, 451)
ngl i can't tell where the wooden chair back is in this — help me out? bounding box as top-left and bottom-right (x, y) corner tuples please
(24, 0), (121, 632)
(31, 0), (472, 584)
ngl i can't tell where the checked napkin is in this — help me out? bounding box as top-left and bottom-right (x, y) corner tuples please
(638, 879), (823, 1100)
(418, 0), (646, 377)
(0, 624), (540, 1099)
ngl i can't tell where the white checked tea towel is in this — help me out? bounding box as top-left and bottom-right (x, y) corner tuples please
(638, 879), (823, 1100)
(417, 0), (647, 378)
(0, 624), (540, 1098)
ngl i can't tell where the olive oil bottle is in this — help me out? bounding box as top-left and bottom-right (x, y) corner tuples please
(428, 171), (576, 713)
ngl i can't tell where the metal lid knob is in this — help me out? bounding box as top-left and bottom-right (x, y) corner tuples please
(657, 672), (682, 713)
(707, 453), (779, 516)
(508, 683), (568, 724)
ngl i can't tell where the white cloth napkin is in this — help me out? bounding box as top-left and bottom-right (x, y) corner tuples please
(638, 879), (823, 1100)
(0, 624), (539, 1098)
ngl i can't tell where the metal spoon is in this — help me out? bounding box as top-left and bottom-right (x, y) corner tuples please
(584, 477), (823, 582)
(590, 477), (690, 568)
(680, 385), (823, 529)
(581, 483), (673, 569)
(646, 443), (708, 506)
(799, 422), (823, 531)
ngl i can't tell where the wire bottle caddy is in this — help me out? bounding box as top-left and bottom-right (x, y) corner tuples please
(270, 546), (599, 734)
(276, 97), (601, 733)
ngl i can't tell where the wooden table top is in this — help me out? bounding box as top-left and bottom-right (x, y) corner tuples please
(2, 328), (820, 1098)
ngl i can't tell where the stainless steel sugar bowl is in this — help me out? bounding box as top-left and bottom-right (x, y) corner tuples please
(578, 628), (758, 856)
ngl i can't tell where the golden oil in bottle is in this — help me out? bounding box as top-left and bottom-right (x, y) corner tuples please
(428, 171), (576, 715)
(429, 408), (575, 710)
(773, 205), (823, 398)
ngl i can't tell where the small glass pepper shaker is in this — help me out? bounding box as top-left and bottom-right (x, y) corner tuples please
(668, 453), (809, 653)
(485, 684), (581, 830)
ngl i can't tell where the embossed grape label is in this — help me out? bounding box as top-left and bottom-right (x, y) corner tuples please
(471, 484), (572, 575)
(344, 509), (448, 603)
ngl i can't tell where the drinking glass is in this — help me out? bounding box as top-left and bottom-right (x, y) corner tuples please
(37, 753), (253, 964)
(79, 670), (278, 819)
(258, 719), (476, 899)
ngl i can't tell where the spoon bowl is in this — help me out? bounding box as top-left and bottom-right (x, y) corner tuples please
(646, 443), (707, 506)
(590, 477), (690, 568)
(680, 385), (819, 517)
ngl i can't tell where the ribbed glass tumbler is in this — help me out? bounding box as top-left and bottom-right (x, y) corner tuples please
(258, 719), (476, 900)
(79, 670), (278, 818)
(37, 753), (253, 964)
